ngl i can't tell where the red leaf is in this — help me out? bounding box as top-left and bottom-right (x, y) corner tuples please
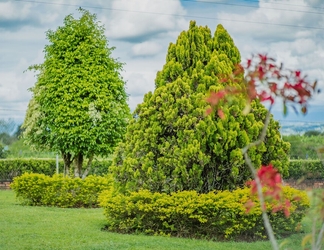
(217, 109), (225, 119)
(205, 107), (212, 116)
(295, 70), (301, 78)
(258, 54), (268, 63)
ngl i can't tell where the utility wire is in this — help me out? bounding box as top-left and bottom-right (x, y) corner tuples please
(185, 0), (324, 10)
(13, 0), (324, 31)
(242, 0), (324, 10)
(181, 0), (324, 15)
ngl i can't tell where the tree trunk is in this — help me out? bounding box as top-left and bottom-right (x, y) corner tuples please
(81, 154), (94, 179)
(74, 153), (83, 178)
(62, 152), (73, 176)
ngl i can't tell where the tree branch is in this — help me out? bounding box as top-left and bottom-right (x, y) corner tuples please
(82, 154), (94, 179)
(315, 222), (324, 250)
(242, 107), (279, 250)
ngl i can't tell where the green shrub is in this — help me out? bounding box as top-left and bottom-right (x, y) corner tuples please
(0, 158), (111, 181)
(288, 159), (323, 179)
(11, 173), (111, 208)
(98, 186), (309, 240)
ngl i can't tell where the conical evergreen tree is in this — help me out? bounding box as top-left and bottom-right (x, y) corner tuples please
(111, 21), (289, 193)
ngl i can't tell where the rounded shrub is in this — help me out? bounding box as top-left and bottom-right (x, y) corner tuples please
(10, 173), (111, 208)
(98, 186), (309, 240)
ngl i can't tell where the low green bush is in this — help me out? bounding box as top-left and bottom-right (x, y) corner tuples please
(0, 158), (112, 181)
(98, 186), (309, 240)
(11, 173), (111, 208)
(288, 159), (323, 179)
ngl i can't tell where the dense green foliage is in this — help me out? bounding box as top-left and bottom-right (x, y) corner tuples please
(98, 186), (309, 240)
(22, 9), (130, 177)
(0, 158), (112, 181)
(111, 21), (289, 193)
(288, 159), (323, 179)
(283, 134), (324, 159)
(11, 173), (111, 208)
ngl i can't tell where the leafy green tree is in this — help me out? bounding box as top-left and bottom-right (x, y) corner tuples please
(23, 8), (130, 177)
(111, 21), (289, 193)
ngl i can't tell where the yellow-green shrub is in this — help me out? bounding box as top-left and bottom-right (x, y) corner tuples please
(98, 186), (309, 240)
(11, 173), (111, 208)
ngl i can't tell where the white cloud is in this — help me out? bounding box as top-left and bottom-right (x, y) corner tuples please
(132, 41), (162, 57)
(215, 0), (323, 42)
(104, 0), (187, 42)
(0, 1), (31, 20)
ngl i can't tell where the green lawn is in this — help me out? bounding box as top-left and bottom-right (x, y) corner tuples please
(0, 190), (308, 250)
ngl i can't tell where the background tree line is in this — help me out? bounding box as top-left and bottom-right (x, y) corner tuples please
(283, 130), (324, 160)
(1, 117), (322, 160)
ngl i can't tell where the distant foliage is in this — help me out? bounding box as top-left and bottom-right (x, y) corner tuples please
(288, 159), (323, 179)
(111, 21), (289, 194)
(0, 144), (7, 159)
(7, 139), (55, 159)
(11, 173), (111, 208)
(98, 186), (309, 240)
(283, 134), (323, 159)
(304, 130), (322, 137)
(0, 158), (111, 181)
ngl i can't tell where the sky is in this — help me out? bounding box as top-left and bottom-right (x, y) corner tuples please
(1, 0), (324, 127)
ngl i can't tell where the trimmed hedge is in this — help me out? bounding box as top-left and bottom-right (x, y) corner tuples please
(288, 159), (323, 179)
(10, 173), (111, 208)
(98, 186), (309, 240)
(0, 158), (112, 181)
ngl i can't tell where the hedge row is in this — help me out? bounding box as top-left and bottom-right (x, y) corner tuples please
(288, 159), (323, 179)
(10, 173), (111, 208)
(0, 158), (112, 181)
(98, 187), (309, 240)
(0, 158), (322, 182)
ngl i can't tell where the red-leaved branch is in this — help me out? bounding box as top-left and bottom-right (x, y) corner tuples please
(206, 54), (318, 219)
(206, 54), (319, 118)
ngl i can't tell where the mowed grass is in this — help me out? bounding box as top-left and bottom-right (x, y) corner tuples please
(0, 190), (309, 250)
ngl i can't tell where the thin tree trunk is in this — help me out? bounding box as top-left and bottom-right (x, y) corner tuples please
(74, 153), (83, 178)
(82, 154), (94, 179)
(62, 152), (73, 177)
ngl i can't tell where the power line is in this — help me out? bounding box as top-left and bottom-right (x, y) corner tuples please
(190, 0), (324, 11)
(13, 0), (324, 31)
(181, 0), (324, 15)
(242, 0), (324, 10)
